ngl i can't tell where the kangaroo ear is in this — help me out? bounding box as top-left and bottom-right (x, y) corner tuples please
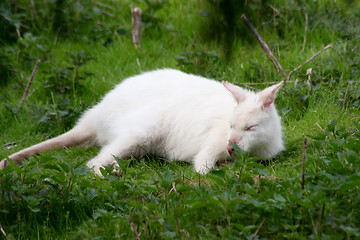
(222, 81), (248, 104)
(258, 81), (283, 108)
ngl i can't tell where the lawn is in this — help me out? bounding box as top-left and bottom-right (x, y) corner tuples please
(0, 0), (359, 239)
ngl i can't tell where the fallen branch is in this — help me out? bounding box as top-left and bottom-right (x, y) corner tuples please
(251, 217), (266, 240)
(241, 14), (287, 80)
(288, 44), (332, 81)
(131, 6), (142, 49)
(19, 59), (40, 109)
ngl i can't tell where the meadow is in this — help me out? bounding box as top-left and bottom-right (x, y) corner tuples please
(0, 0), (359, 239)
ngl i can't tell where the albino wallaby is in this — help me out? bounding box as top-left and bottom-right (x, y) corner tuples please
(0, 69), (284, 175)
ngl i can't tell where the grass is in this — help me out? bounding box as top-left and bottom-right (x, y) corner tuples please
(1, 0), (360, 239)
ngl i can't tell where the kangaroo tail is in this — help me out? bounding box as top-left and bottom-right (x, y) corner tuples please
(0, 124), (96, 170)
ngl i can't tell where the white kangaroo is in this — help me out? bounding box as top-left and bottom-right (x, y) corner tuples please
(0, 69), (284, 175)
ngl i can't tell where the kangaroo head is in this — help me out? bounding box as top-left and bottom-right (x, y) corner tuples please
(222, 81), (284, 158)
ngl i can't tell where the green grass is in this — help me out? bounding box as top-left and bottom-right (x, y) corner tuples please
(1, 0), (360, 239)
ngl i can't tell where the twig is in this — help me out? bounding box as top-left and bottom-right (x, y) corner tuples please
(195, 58), (198, 74)
(174, 210), (182, 240)
(301, 137), (307, 191)
(94, 1), (115, 10)
(251, 217), (266, 240)
(136, 58), (141, 68)
(131, 6), (142, 49)
(19, 59), (40, 109)
(315, 123), (326, 135)
(169, 182), (177, 194)
(206, 64), (216, 73)
(238, 80), (297, 86)
(233, 74), (238, 84)
(238, 83), (257, 91)
(266, 3), (280, 15)
(130, 222), (141, 240)
(183, 175), (193, 181)
(99, 10), (114, 17)
(302, 12), (308, 52)
(181, 229), (190, 240)
(288, 44), (332, 81)
(241, 14), (287, 80)
(16, 28), (21, 38)
(4, 16), (30, 30)
(54, 26), (61, 45)
(0, 223), (9, 240)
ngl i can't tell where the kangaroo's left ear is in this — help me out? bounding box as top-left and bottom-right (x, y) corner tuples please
(258, 81), (283, 108)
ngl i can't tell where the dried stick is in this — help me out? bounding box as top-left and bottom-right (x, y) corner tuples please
(315, 123), (326, 135)
(131, 6), (142, 49)
(130, 222), (141, 240)
(169, 182), (177, 194)
(301, 137), (307, 191)
(0, 223), (9, 240)
(301, 12), (308, 52)
(194, 58), (198, 74)
(241, 14), (287, 80)
(239, 83), (257, 91)
(239, 80), (297, 86)
(251, 217), (266, 240)
(174, 210), (182, 240)
(288, 44), (332, 81)
(19, 59), (40, 109)
(266, 3), (280, 15)
(94, 1), (115, 10)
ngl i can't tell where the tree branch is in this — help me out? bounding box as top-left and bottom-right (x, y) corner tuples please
(241, 14), (287, 80)
(19, 59), (40, 109)
(288, 44), (332, 81)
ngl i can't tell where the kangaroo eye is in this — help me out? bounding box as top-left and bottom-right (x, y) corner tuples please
(246, 125), (257, 131)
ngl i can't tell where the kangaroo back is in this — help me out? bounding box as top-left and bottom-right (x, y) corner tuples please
(0, 124), (95, 169)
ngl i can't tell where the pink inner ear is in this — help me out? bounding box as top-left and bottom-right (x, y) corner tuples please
(222, 81), (247, 103)
(259, 94), (276, 108)
(259, 81), (283, 108)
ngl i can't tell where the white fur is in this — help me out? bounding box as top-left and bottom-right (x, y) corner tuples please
(82, 69), (284, 175)
(1, 69), (284, 175)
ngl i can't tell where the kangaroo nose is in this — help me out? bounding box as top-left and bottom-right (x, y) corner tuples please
(226, 142), (235, 155)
